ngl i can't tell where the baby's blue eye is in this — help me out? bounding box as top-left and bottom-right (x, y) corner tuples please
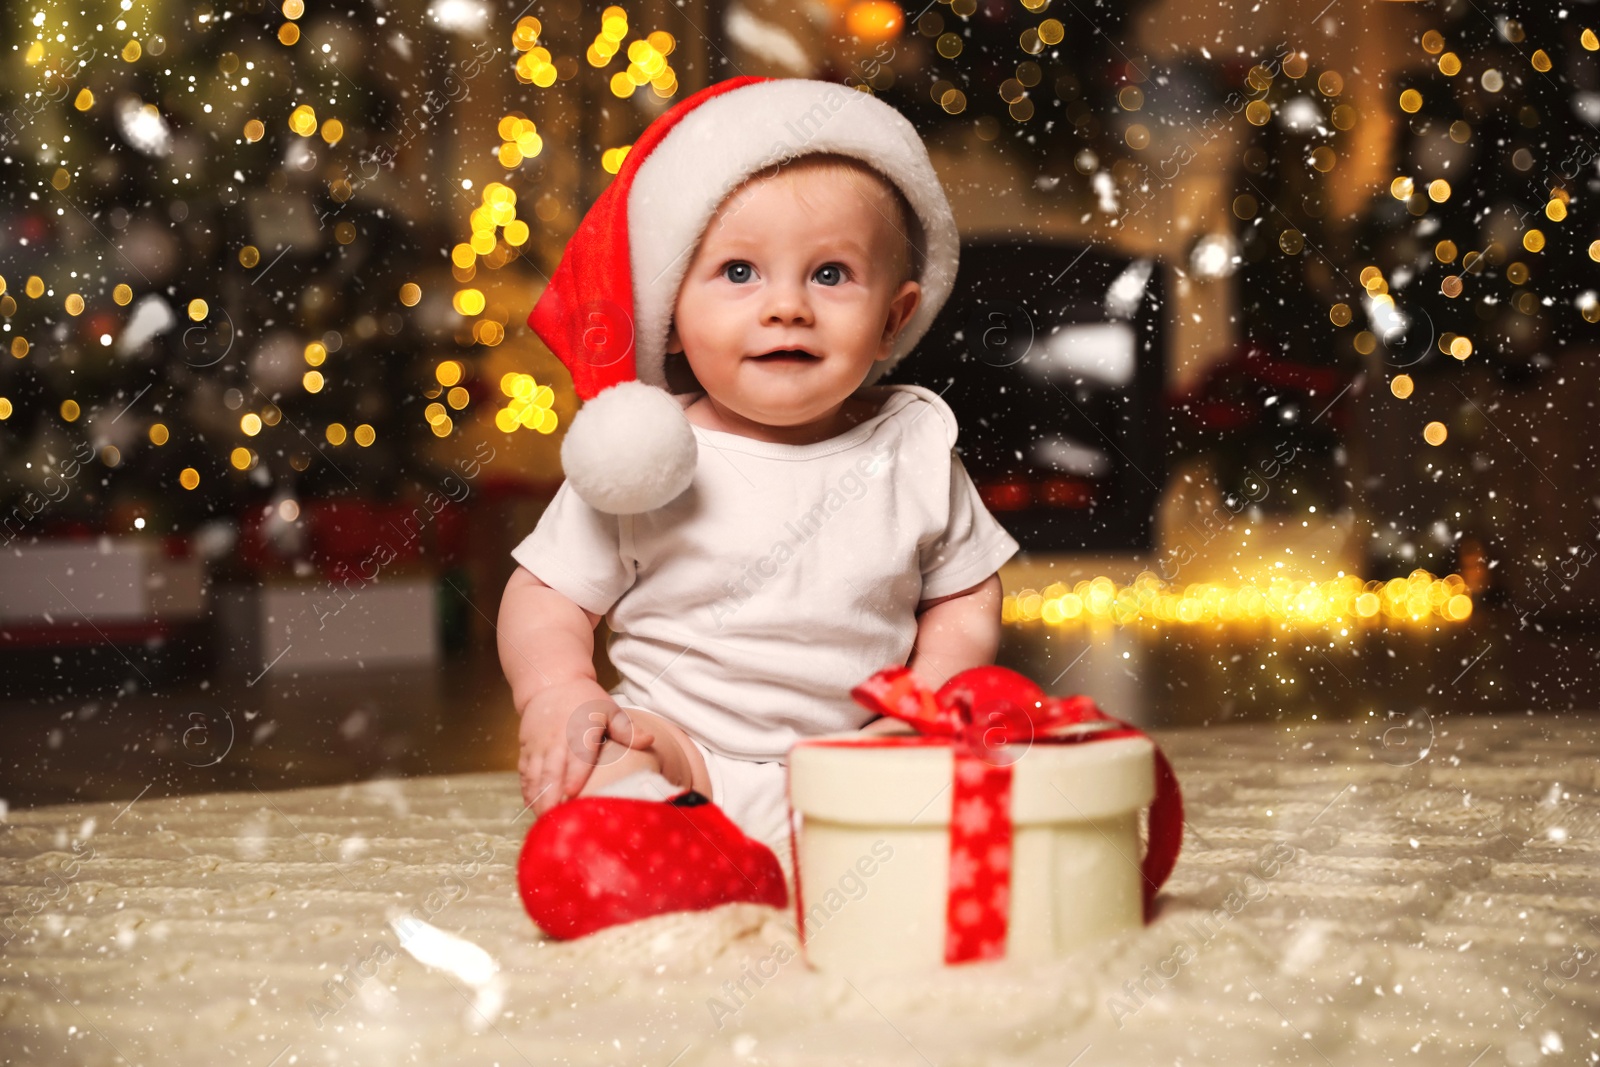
(723, 262), (753, 283)
(815, 264), (845, 286)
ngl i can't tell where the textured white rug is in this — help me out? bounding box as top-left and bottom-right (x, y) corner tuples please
(2, 714), (1597, 1065)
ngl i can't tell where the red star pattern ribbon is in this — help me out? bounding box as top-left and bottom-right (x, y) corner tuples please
(846, 664), (1184, 964)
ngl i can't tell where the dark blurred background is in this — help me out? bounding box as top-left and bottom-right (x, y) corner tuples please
(3, 0), (1597, 808)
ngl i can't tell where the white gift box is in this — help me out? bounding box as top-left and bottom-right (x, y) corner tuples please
(0, 536), (205, 624)
(788, 730), (1156, 976)
(215, 575), (439, 674)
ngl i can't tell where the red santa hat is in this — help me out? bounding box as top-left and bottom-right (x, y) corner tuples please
(526, 76), (960, 514)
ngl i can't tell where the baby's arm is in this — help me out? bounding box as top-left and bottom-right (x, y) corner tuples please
(907, 572), (1005, 689)
(498, 566), (637, 814)
(859, 572), (1005, 734)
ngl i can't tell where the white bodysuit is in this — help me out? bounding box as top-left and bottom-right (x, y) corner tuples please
(510, 382), (1020, 853)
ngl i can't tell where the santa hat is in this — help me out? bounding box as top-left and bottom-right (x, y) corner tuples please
(526, 76), (961, 515)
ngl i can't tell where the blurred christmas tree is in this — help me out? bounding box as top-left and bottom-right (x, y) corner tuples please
(0, 1), (529, 554)
(1163, 52), (1364, 516)
(855, 0), (1162, 201)
(1362, 10), (1595, 386)
(1349, 8), (1595, 580)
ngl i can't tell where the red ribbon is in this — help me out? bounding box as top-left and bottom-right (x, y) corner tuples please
(845, 665), (1184, 964)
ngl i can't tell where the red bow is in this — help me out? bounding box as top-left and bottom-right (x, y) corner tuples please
(853, 663), (1113, 753)
(849, 665), (1184, 962)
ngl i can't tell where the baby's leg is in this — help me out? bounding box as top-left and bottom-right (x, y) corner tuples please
(578, 706), (714, 800)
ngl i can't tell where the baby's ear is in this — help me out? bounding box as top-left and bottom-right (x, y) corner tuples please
(880, 280), (922, 355)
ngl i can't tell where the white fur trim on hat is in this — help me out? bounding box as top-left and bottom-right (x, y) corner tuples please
(627, 79), (960, 393)
(559, 380), (697, 515)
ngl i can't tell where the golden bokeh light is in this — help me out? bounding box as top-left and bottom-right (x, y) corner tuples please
(1002, 570), (1472, 630)
(288, 104), (317, 136)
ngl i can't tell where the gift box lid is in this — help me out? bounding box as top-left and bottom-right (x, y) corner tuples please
(788, 732), (1155, 827)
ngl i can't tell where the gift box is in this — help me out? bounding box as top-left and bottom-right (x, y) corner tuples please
(787, 665), (1182, 976)
(214, 574), (439, 675)
(0, 535), (205, 626)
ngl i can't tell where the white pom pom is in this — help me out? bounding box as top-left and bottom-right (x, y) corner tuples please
(560, 381), (697, 514)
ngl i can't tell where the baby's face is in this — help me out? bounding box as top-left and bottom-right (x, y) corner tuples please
(665, 165), (921, 431)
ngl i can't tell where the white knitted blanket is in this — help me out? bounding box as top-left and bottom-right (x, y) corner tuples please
(2, 714), (1595, 1065)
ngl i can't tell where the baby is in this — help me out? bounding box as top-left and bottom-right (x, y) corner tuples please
(500, 78), (1020, 874)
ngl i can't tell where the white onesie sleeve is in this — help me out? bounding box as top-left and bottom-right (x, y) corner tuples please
(918, 451), (1021, 601)
(510, 480), (636, 617)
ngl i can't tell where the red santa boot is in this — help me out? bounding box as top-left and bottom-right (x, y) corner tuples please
(517, 772), (788, 940)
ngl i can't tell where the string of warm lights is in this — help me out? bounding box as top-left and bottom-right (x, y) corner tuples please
(1002, 570), (1473, 631)
(586, 7), (678, 102)
(443, 11), (676, 434)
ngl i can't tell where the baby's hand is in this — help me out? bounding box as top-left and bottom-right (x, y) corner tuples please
(517, 685), (656, 816)
(859, 716), (918, 736)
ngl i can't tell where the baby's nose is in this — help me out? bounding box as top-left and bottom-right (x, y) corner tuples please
(760, 279), (813, 323)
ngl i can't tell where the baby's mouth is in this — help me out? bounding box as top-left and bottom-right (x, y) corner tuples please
(749, 349), (821, 363)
